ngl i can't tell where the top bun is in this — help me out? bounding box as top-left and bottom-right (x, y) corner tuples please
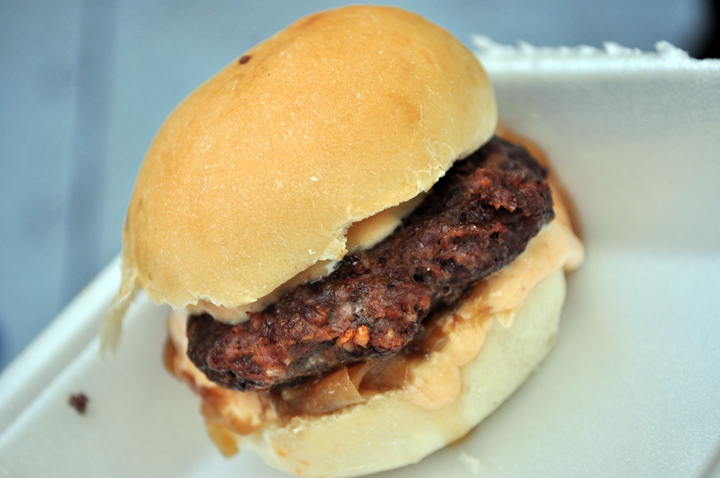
(121, 5), (497, 310)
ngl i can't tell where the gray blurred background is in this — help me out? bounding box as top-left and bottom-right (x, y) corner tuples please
(0, 0), (717, 371)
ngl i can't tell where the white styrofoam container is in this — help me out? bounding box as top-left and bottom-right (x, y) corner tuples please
(1, 42), (719, 477)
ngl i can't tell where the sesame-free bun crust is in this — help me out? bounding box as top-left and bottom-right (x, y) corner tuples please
(122, 5), (497, 309)
(167, 269), (566, 478)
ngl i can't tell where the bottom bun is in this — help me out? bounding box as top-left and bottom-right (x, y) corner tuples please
(167, 268), (567, 478)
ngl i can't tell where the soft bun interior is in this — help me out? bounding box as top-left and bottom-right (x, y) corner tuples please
(119, 5), (498, 313)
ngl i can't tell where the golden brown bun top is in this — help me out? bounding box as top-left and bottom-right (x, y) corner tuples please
(122, 5), (497, 309)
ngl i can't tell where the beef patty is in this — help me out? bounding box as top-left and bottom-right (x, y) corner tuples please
(187, 137), (554, 392)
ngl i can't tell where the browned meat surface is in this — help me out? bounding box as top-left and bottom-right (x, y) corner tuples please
(187, 137), (554, 392)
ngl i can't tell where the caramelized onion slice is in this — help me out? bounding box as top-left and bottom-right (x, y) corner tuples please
(277, 367), (367, 416)
(354, 355), (412, 393)
(204, 420), (240, 457)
